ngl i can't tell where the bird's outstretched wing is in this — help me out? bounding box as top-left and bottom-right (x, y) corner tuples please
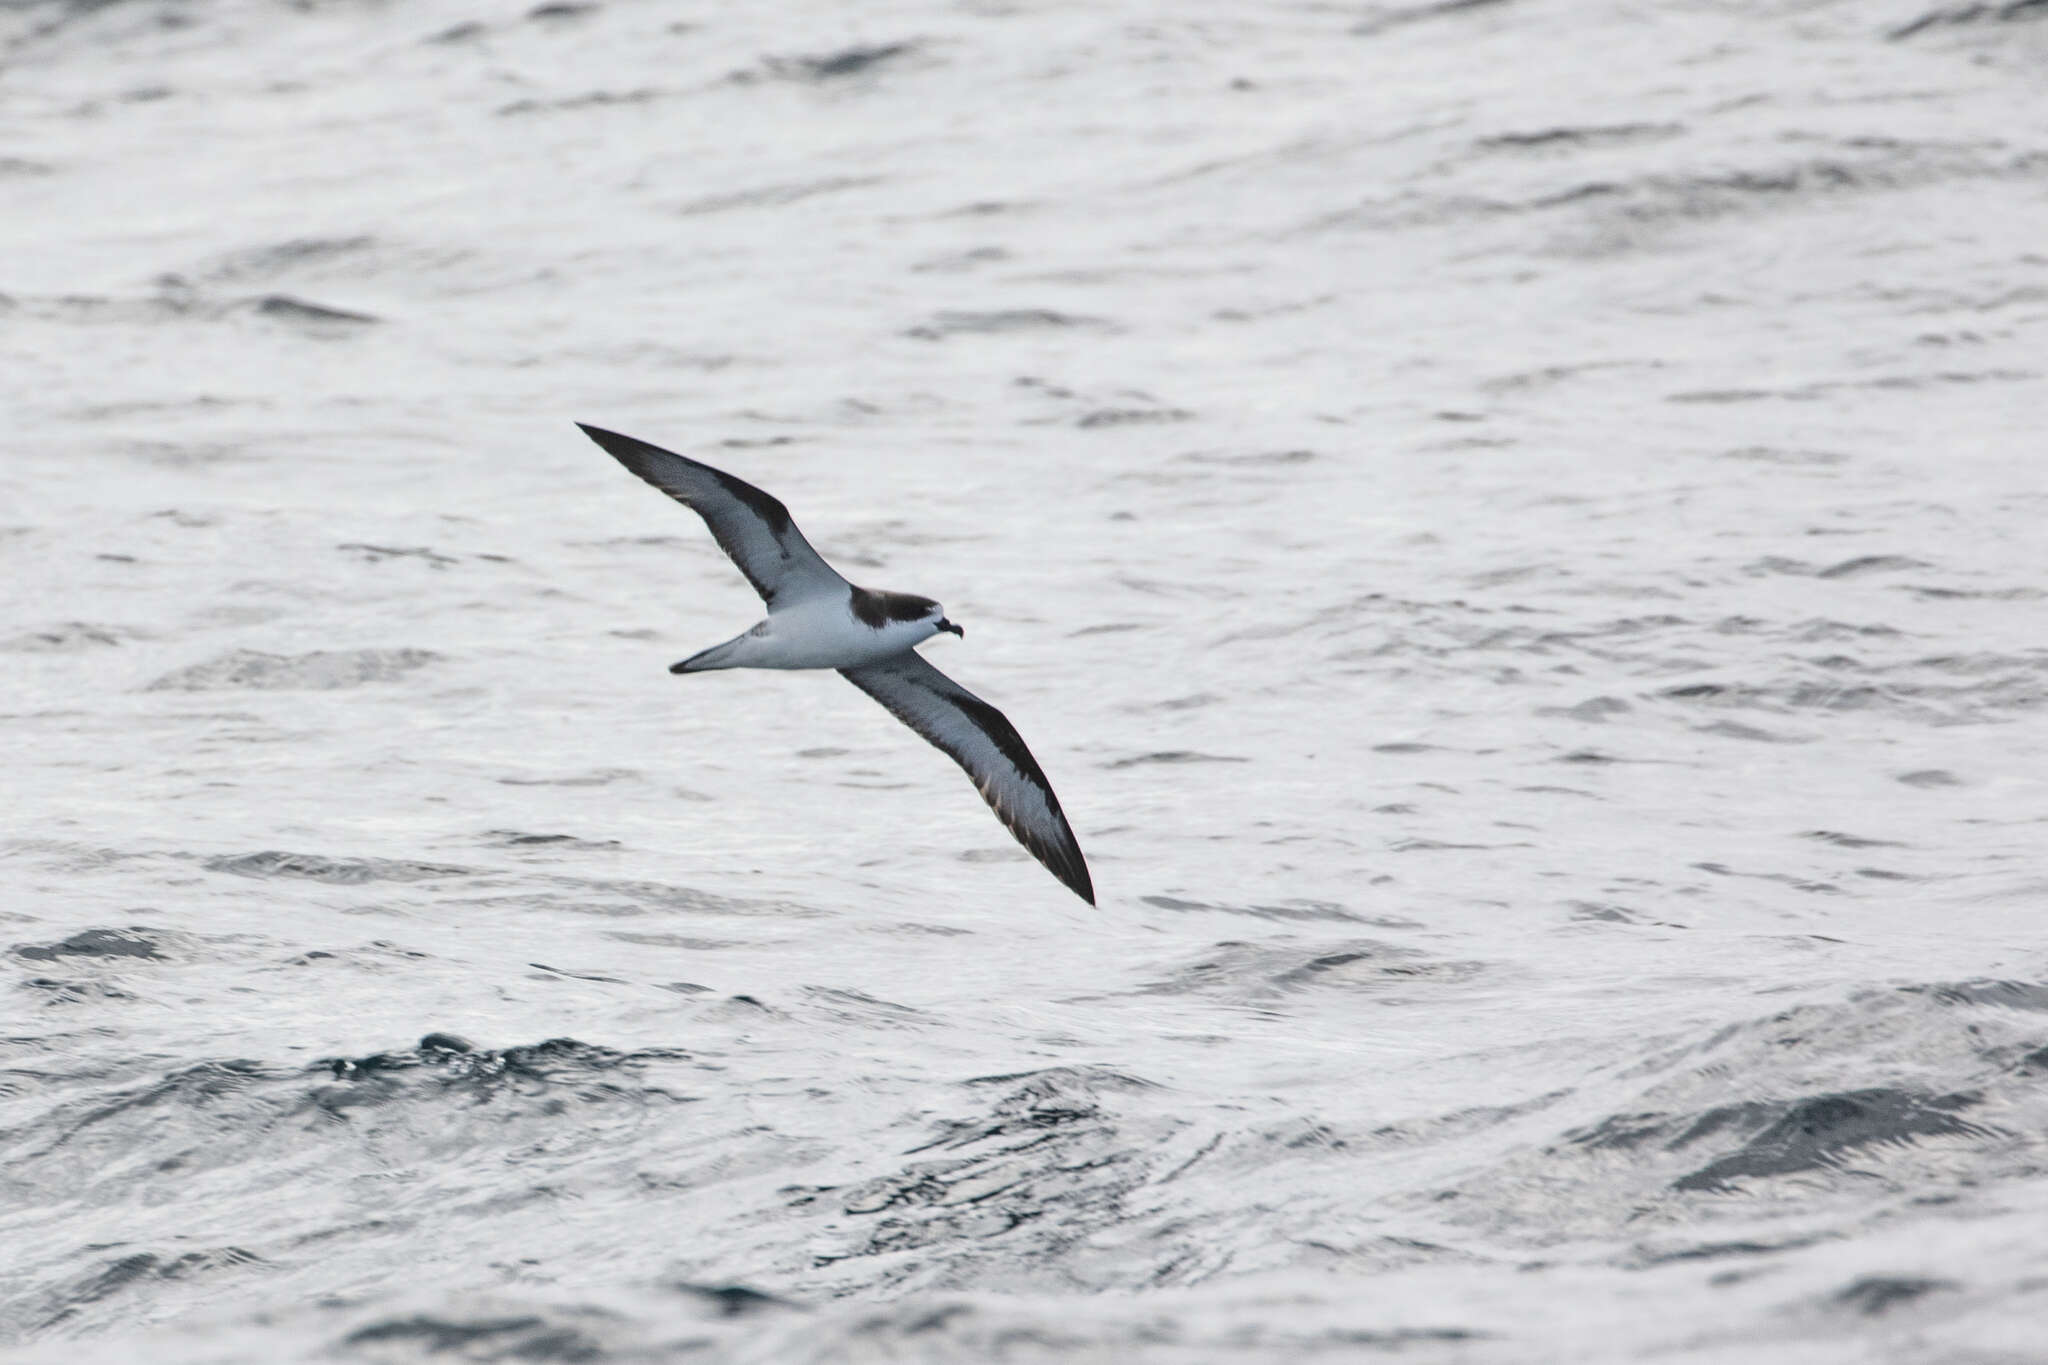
(578, 424), (848, 607)
(839, 651), (1094, 905)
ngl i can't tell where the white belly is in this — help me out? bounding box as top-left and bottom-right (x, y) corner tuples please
(732, 597), (935, 670)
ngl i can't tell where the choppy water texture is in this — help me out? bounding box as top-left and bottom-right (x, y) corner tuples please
(4, 0), (2048, 1359)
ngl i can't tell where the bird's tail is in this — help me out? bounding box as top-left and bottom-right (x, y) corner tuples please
(670, 635), (747, 674)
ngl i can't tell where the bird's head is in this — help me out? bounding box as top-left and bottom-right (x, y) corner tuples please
(930, 604), (964, 638)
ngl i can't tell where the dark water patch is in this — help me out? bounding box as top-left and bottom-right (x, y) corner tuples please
(1900, 979), (2048, 1011)
(1438, 981), (2048, 1231)
(206, 850), (474, 884)
(799, 1067), (1201, 1284)
(1789, 616), (1902, 641)
(905, 309), (1110, 340)
(302, 1039), (706, 1142)
(1074, 406), (1196, 429)
(1671, 1090), (1992, 1190)
(1, 621), (126, 651)
(1141, 939), (1478, 1002)
(1745, 554), (1929, 579)
(669, 1282), (800, 1317)
(1136, 691), (1223, 711)
(1827, 1274), (1959, 1315)
(117, 439), (246, 467)
(1905, 583), (2046, 601)
(1477, 123), (1681, 153)
(1652, 653), (2046, 722)
(1818, 555), (1930, 580)
(486, 830), (622, 850)
(1518, 784), (1600, 800)
(1583, 146), (2048, 232)
(1681, 371), (2039, 403)
(286, 940), (428, 968)
(1538, 695), (1632, 722)
(40, 1247), (267, 1331)
(509, 874), (801, 920)
(338, 541), (459, 568)
(5, 290), (190, 325)
(1, 279), (377, 333)
(1140, 895), (1393, 925)
(1104, 750), (1249, 769)
(1311, 142), (2048, 242)
(1897, 768), (1962, 788)
(1566, 1087), (1994, 1191)
(528, 961), (628, 984)
(20, 976), (137, 1005)
(198, 236), (377, 282)
(2011, 1044), (2048, 1075)
(1692, 862), (1839, 894)
(15, 927), (164, 961)
(1892, 1), (2048, 40)
(316, 1284), (801, 1358)
(341, 1311), (602, 1359)
(957, 846), (1025, 863)
(1627, 1233), (1828, 1267)
(1352, 0), (1512, 38)
(755, 41), (916, 82)
(146, 647), (438, 691)
(911, 245), (1009, 273)
(1911, 649), (2048, 676)
(250, 294), (379, 325)
(1692, 719), (1805, 743)
(800, 987), (929, 1029)
(1366, 1090), (1574, 1154)
(1721, 445), (1849, 466)
(497, 767), (640, 787)
(499, 86), (664, 115)
(603, 931), (742, 951)
(1482, 359), (1662, 392)
(529, 1), (600, 21)
(21, 1058), (279, 1159)
(1563, 901), (1682, 927)
(676, 175), (882, 215)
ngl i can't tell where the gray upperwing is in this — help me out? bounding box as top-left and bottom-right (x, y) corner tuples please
(839, 651), (1094, 905)
(577, 424), (848, 608)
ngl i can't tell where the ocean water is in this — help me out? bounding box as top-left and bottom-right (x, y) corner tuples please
(4, 0), (2048, 1359)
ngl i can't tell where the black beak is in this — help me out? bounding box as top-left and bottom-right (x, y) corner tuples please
(938, 618), (964, 637)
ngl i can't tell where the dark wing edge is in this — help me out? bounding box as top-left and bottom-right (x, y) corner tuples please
(575, 423), (843, 606)
(840, 653), (1095, 905)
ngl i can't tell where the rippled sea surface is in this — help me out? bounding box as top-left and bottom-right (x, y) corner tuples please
(5, 1), (2048, 1359)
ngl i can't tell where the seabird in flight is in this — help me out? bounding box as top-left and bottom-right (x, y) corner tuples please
(576, 423), (1094, 904)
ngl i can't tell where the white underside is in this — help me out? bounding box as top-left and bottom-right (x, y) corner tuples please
(687, 594), (941, 671)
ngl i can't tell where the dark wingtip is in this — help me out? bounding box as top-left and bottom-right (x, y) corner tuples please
(1060, 856), (1095, 906)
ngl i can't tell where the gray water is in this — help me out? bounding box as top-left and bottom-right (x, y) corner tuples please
(4, 0), (2048, 1359)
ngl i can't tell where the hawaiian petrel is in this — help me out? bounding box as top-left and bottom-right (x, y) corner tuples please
(577, 424), (1094, 904)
